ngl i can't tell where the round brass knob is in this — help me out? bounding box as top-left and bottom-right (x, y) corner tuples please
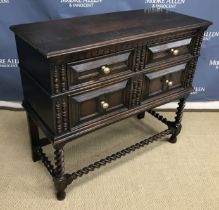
(170, 48), (179, 56)
(101, 66), (111, 75)
(168, 81), (173, 86)
(100, 101), (109, 109)
(166, 80), (173, 87)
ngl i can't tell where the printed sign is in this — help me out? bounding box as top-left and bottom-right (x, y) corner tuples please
(60, 0), (103, 8)
(144, 0), (186, 9)
(0, 59), (19, 68)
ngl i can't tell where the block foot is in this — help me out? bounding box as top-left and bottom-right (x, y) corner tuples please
(137, 112), (145, 119)
(168, 136), (177, 144)
(56, 191), (66, 201)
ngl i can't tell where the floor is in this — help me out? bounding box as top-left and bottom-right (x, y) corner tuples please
(0, 110), (218, 210)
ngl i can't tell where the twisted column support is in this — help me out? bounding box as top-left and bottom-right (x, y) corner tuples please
(168, 97), (187, 143)
(53, 148), (67, 200)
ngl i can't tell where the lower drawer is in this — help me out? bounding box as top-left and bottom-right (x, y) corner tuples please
(142, 63), (187, 99)
(69, 80), (129, 127)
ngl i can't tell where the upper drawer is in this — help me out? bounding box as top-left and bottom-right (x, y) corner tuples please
(148, 38), (192, 63)
(67, 51), (132, 88)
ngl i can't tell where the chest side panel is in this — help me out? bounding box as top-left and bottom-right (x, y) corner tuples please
(15, 37), (51, 93)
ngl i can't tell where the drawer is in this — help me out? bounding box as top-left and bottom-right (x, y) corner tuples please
(69, 80), (129, 127)
(148, 38), (192, 63)
(143, 63), (187, 98)
(68, 51), (132, 88)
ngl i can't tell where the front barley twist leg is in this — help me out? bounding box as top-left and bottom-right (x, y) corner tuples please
(53, 148), (67, 200)
(169, 97), (186, 143)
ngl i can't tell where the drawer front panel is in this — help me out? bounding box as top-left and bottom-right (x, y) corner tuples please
(148, 38), (192, 63)
(143, 63), (187, 98)
(68, 51), (132, 88)
(69, 80), (129, 127)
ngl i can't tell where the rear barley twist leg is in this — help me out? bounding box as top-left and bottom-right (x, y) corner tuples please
(26, 114), (41, 162)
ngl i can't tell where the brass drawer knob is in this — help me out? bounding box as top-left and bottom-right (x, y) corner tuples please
(170, 48), (179, 56)
(100, 101), (109, 109)
(101, 66), (111, 75)
(165, 80), (173, 87)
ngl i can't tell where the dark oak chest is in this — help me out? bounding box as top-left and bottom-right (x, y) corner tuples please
(10, 9), (211, 200)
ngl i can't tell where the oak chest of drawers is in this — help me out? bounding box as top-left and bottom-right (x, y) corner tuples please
(10, 9), (211, 200)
